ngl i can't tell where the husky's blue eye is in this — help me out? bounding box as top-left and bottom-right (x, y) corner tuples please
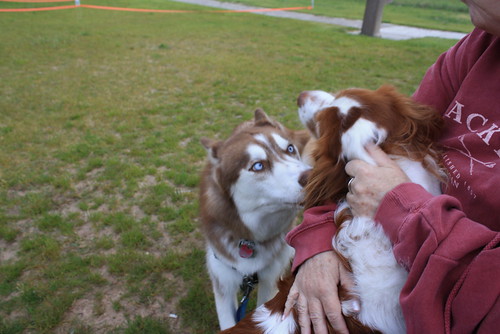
(251, 162), (264, 172)
(287, 144), (295, 154)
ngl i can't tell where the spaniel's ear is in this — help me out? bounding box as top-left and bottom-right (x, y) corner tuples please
(297, 90), (336, 138)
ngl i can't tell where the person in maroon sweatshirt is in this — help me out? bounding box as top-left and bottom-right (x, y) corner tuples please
(283, 1), (500, 333)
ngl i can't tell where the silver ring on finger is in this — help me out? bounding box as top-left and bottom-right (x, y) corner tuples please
(348, 177), (354, 193)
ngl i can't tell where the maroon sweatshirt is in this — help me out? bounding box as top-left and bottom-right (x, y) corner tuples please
(286, 28), (500, 333)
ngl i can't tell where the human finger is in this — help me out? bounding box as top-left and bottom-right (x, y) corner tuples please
(338, 264), (356, 298)
(344, 159), (369, 179)
(307, 298), (329, 334)
(365, 142), (396, 167)
(338, 264), (361, 315)
(344, 144), (395, 179)
(296, 295), (312, 334)
(283, 286), (299, 319)
(321, 291), (349, 334)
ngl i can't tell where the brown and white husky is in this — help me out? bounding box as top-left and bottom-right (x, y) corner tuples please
(199, 109), (312, 330)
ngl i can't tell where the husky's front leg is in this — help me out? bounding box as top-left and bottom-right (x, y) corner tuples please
(207, 251), (242, 330)
(212, 280), (239, 330)
(256, 273), (277, 306)
(256, 247), (293, 306)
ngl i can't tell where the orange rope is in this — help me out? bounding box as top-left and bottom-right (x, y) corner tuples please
(0, 3), (312, 13)
(0, 0), (72, 2)
(81, 4), (193, 12)
(212, 6), (312, 13)
(81, 4), (312, 13)
(0, 4), (75, 10)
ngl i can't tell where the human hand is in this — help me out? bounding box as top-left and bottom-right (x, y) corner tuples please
(345, 143), (411, 218)
(283, 251), (358, 334)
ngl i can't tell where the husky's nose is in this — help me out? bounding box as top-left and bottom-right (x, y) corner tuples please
(298, 169), (310, 187)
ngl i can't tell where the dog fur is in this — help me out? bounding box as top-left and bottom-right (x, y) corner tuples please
(199, 109), (311, 330)
(221, 85), (444, 333)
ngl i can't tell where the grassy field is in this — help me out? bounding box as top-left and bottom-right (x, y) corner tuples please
(226, 0), (473, 33)
(1, 0), (459, 333)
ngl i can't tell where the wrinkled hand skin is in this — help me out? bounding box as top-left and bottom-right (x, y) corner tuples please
(284, 251), (358, 334)
(345, 143), (411, 218)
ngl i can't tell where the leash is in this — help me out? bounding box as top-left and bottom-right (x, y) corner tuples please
(236, 273), (259, 322)
(211, 239), (260, 322)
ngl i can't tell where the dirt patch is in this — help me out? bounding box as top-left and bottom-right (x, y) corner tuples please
(56, 267), (188, 333)
(56, 287), (127, 333)
(0, 239), (20, 263)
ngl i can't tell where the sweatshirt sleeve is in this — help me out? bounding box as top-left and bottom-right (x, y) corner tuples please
(286, 204), (338, 272)
(375, 183), (500, 333)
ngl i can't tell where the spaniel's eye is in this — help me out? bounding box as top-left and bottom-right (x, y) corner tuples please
(251, 162), (264, 172)
(287, 144), (295, 154)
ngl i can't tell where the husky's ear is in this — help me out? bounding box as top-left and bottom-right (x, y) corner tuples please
(254, 108), (271, 123)
(297, 90), (336, 139)
(200, 137), (220, 165)
(254, 108), (284, 130)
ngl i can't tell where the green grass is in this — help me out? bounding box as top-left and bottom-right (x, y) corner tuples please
(226, 0), (474, 32)
(0, 0), (458, 332)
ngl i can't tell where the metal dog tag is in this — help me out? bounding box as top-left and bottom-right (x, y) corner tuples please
(238, 239), (255, 258)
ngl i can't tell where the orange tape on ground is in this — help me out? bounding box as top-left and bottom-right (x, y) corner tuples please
(80, 4), (193, 12)
(0, 4), (75, 10)
(0, 2), (312, 13)
(212, 6), (312, 13)
(81, 4), (312, 13)
(0, 0), (71, 2)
